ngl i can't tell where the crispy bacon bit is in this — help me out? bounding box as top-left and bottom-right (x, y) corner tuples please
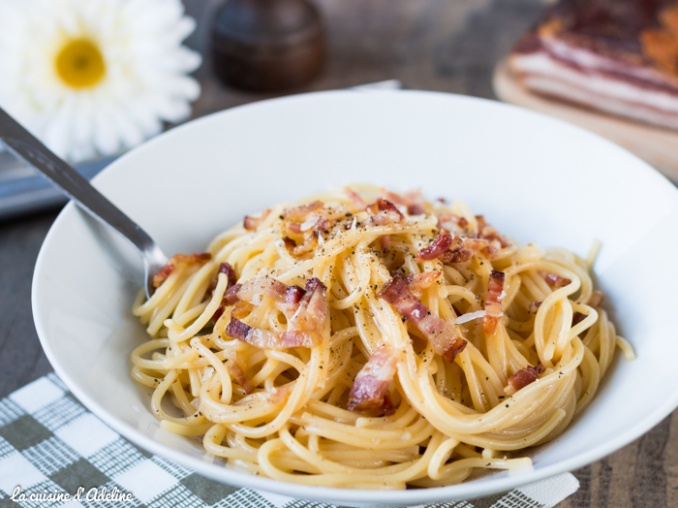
(285, 285), (306, 304)
(588, 290), (605, 307)
(463, 238), (498, 259)
(284, 212), (330, 257)
(288, 278), (329, 338)
(404, 271), (441, 294)
(347, 345), (399, 414)
(237, 276), (290, 304)
(226, 317), (251, 340)
(305, 216), (331, 235)
(152, 263), (174, 289)
(383, 189), (426, 216)
(219, 262), (237, 287)
(366, 198), (404, 226)
(543, 272), (572, 288)
(243, 210), (270, 231)
(417, 229), (454, 261)
(572, 312), (587, 326)
(213, 283), (242, 324)
(483, 270), (505, 334)
(283, 200), (323, 222)
(379, 275), (466, 362)
(475, 215), (509, 248)
(225, 277), (329, 350)
(417, 229), (489, 263)
(505, 365), (544, 395)
(224, 283), (242, 304)
(443, 338), (467, 363)
(152, 252), (212, 288)
(438, 212), (469, 235)
(445, 248), (473, 263)
(226, 317), (316, 349)
(227, 361), (254, 394)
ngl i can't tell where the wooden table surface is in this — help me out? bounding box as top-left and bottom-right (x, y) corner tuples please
(1, 1), (674, 506)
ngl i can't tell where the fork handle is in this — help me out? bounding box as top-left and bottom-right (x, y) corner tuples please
(0, 107), (159, 258)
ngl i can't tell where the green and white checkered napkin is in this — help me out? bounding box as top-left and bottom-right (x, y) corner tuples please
(0, 374), (579, 508)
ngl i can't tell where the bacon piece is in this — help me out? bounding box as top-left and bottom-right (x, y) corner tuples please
(285, 285), (306, 305)
(212, 282), (243, 324)
(284, 216), (330, 257)
(543, 272), (572, 288)
(417, 229), (454, 261)
(588, 289), (605, 307)
(237, 276), (290, 304)
(288, 278), (330, 338)
(283, 200), (324, 222)
(224, 277), (329, 350)
(572, 311), (587, 325)
(445, 247), (473, 263)
(226, 317), (316, 349)
(152, 253), (212, 288)
(443, 338), (468, 363)
(347, 345), (399, 414)
(505, 365), (544, 395)
(383, 189), (426, 216)
(475, 215), (510, 248)
(417, 229), (482, 263)
(438, 212), (469, 235)
(209, 262), (237, 291)
(366, 198), (405, 226)
(153, 264), (174, 288)
(224, 283), (242, 304)
(379, 275), (466, 362)
(484, 270), (505, 334)
(463, 238), (499, 259)
(227, 361), (254, 394)
(243, 209), (271, 231)
(404, 271), (441, 294)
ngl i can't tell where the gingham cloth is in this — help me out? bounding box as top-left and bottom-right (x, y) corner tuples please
(0, 374), (579, 508)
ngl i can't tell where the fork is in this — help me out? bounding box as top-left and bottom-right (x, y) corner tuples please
(0, 106), (167, 299)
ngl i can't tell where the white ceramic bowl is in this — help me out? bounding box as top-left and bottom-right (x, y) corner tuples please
(32, 90), (678, 507)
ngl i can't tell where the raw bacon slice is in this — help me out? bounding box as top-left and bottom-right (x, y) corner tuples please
(508, 0), (678, 130)
(379, 275), (467, 362)
(347, 345), (399, 414)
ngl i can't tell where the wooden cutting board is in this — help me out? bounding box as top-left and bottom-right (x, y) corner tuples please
(492, 59), (678, 182)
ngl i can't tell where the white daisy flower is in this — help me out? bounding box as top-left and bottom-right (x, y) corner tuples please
(0, 0), (202, 162)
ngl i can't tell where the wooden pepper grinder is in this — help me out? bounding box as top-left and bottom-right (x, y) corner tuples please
(211, 0), (326, 92)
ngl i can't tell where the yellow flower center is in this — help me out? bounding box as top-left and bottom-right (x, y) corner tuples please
(55, 39), (106, 89)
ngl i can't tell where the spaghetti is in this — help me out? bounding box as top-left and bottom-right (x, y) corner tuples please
(130, 185), (632, 489)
